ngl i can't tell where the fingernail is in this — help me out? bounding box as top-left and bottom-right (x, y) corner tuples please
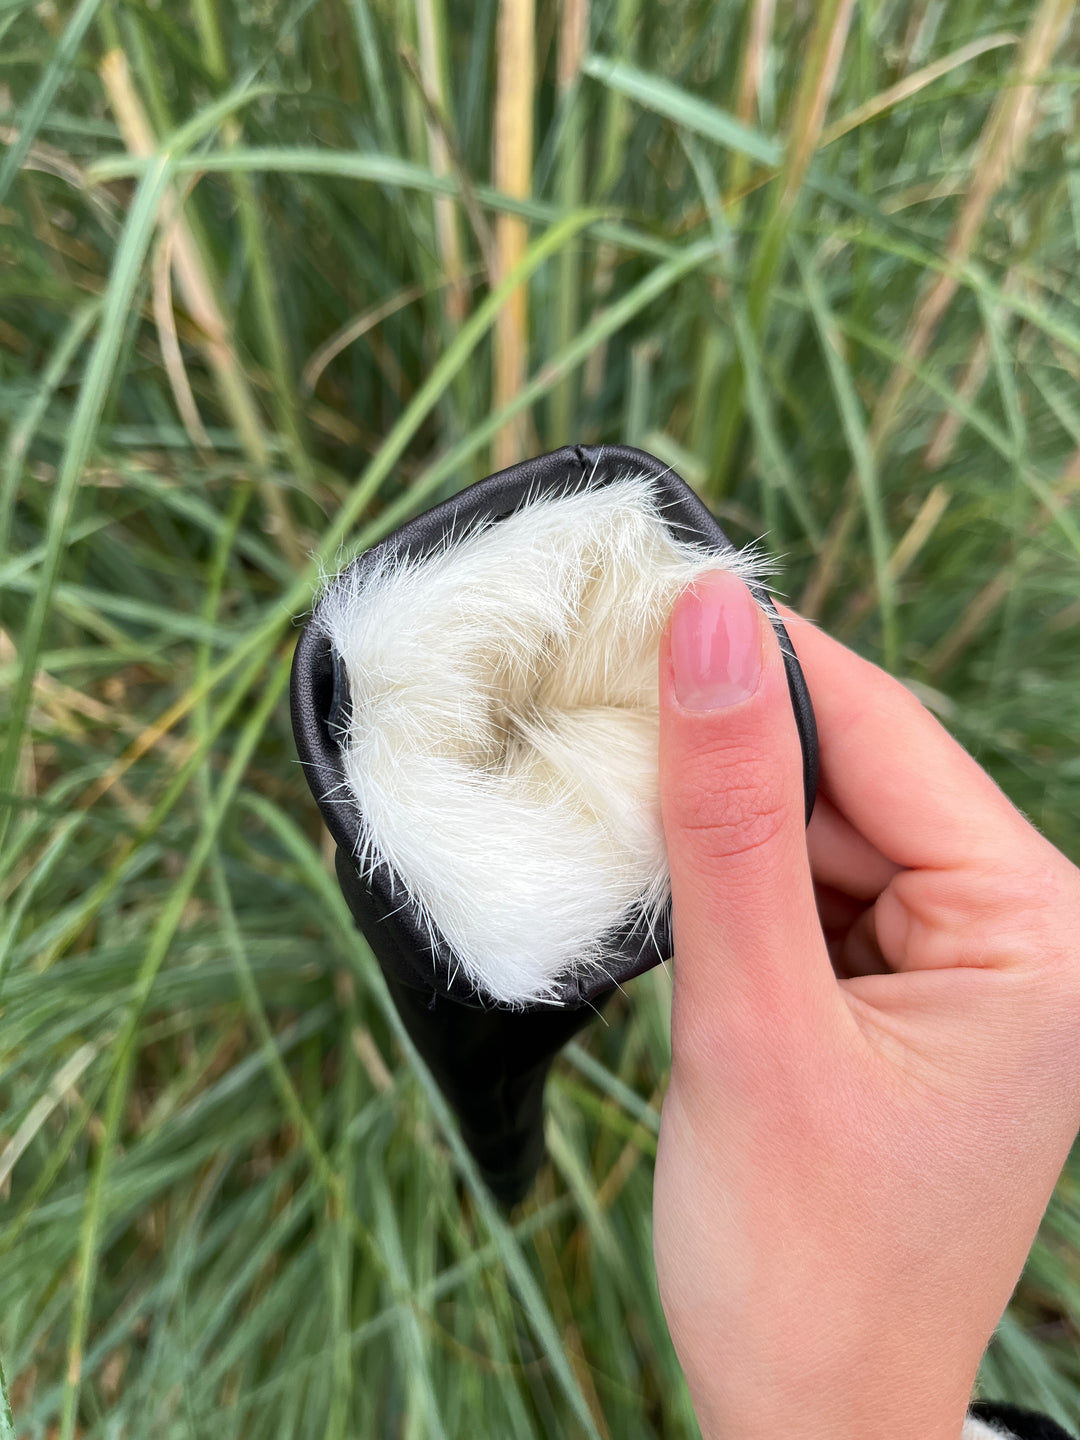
(670, 570), (764, 711)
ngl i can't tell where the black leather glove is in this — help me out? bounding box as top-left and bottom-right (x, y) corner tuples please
(968, 1402), (1078, 1440)
(290, 444), (818, 1205)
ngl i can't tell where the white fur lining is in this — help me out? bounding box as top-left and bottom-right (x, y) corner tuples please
(317, 474), (771, 1005)
(962, 1417), (1019, 1440)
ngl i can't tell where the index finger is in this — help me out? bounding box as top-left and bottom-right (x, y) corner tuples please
(778, 609), (1034, 872)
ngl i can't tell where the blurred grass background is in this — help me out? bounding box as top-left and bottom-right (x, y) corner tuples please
(2, 0), (1080, 1434)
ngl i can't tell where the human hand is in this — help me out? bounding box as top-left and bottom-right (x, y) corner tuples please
(652, 569), (1080, 1440)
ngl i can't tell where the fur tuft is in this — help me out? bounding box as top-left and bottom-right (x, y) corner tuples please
(316, 474), (772, 1005)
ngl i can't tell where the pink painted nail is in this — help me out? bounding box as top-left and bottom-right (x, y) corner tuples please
(670, 570), (764, 711)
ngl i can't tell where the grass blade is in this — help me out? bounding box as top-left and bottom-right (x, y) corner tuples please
(793, 237), (896, 664)
(0, 156), (174, 854)
(0, 0), (104, 205)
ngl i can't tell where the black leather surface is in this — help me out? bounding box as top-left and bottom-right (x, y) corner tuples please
(970, 1401), (1078, 1440)
(290, 444), (820, 1203)
(384, 970), (600, 1205)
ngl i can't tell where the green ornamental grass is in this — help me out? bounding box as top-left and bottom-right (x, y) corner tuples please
(1, 0), (1079, 1434)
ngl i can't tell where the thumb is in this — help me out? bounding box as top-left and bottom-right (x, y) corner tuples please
(659, 569), (831, 1047)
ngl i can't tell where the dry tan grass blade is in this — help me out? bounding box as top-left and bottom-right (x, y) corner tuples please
(151, 218), (212, 455)
(99, 49), (303, 567)
(927, 449), (1080, 678)
(557, 0), (588, 90)
(837, 483), (951, 634)
(492, 0), (535, 469)
(725, 0), (776, 214)
(819, 33), (1018, 150)
(773, 0), (857, 223)
(800, 0), (1074, 618)
(872, 0), (1071, 443)
(415, 0), (469, 326)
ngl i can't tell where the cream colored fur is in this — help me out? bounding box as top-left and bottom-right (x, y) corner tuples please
(961, 1418), (1020, 1440)
(317, 475), (772, 1006)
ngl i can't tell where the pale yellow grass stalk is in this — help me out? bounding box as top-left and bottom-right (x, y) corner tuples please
(734, 0), (775, 126)
(151, 219), (212, 454)
(725, 0), (775, 210)
(492, 0), (535, 469)
(415, 0), (468, 325)
(557, 0), (588, 92)
(713, 0), (856, 487)
(550, 0), (589, 441)
(775, 0), (855, 214)
(838, 483), (951, 632)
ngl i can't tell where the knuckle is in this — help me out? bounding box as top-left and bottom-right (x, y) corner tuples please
(918, 853), (1080, 1009)
(668, 749), (791, 864)
(1023, 861), (1080, 979)
(981, 858), (1077, 962)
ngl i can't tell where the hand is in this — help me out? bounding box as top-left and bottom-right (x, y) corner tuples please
(652, 569), (1080, 1440)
